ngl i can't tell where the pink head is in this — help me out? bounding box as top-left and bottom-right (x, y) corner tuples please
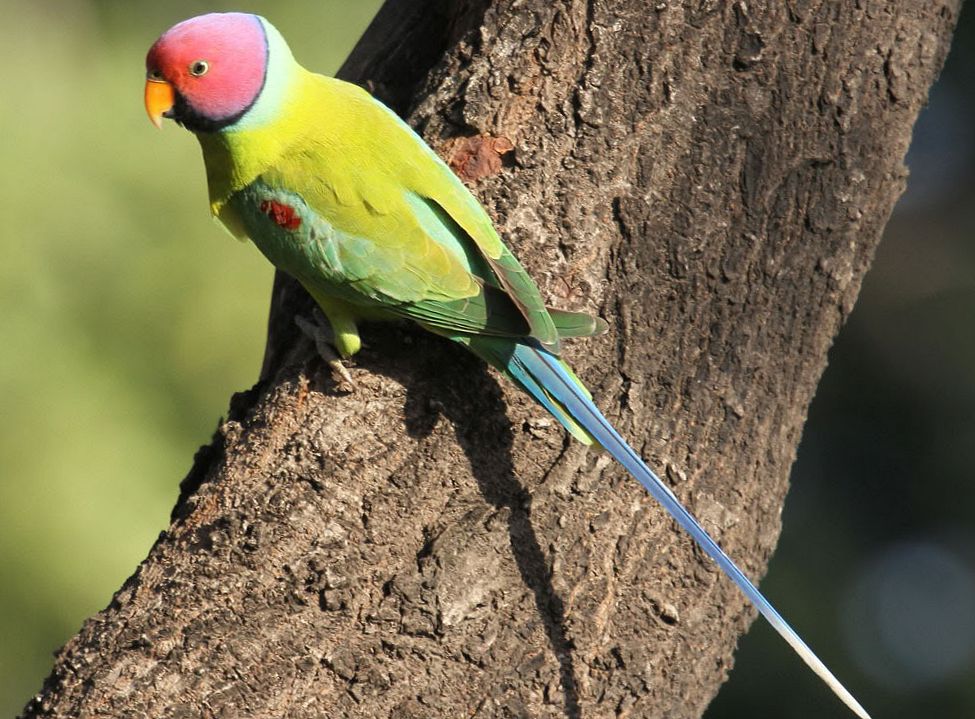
(145, 13), (269, 132)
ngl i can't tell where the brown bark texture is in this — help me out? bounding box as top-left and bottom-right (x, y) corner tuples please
(23, 1), (959, 718)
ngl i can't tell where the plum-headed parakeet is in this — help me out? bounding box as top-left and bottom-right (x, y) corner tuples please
(144, 13), (870, 718)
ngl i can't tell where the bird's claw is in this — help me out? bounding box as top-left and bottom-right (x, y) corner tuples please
(295, 312), (357, 391)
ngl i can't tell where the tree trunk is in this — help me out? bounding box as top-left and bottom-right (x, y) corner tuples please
(23, 1), (958, 717)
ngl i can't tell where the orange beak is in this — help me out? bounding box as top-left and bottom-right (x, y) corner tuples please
(144, 78), (175, 129)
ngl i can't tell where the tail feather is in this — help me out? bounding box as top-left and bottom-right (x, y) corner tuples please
(467, 336), (595, 444)
(511, 343), (871, 719)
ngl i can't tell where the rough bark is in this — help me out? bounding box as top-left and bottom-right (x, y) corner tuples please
(23, 1), (958, 717)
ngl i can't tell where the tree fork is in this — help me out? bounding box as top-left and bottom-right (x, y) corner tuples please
(23, 1), (959, 717)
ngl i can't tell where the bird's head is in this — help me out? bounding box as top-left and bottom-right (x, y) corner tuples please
(145, 13), (286, 133)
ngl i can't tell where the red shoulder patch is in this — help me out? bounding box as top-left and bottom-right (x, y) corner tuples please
(259, 200), (302, 231)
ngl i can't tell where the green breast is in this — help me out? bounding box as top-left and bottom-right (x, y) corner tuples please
(228, 180), (375, 306)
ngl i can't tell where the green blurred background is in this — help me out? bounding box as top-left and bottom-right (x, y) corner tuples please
(1, 2), (972, 717)
(0, 0), (381, 712)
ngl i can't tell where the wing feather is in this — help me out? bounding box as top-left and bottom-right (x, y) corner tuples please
(254, 75), (582, 347)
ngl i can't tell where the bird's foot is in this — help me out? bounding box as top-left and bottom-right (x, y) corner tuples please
(295, 312), (357, 392)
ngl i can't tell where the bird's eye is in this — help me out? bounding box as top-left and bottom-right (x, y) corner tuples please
(148, 69), (164, 81)
(189, 60), (209, 77)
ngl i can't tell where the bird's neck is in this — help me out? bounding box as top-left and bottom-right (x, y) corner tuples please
(196, 130), (255, 216)
(195, 69), (312, 217)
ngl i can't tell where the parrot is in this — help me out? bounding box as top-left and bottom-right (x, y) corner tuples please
(144, 13), (870, 718)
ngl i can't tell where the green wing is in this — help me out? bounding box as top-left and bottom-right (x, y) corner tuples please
(259, 75), (568, 348)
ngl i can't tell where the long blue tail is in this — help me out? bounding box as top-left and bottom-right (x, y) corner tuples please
(509, 343), (871, 719)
